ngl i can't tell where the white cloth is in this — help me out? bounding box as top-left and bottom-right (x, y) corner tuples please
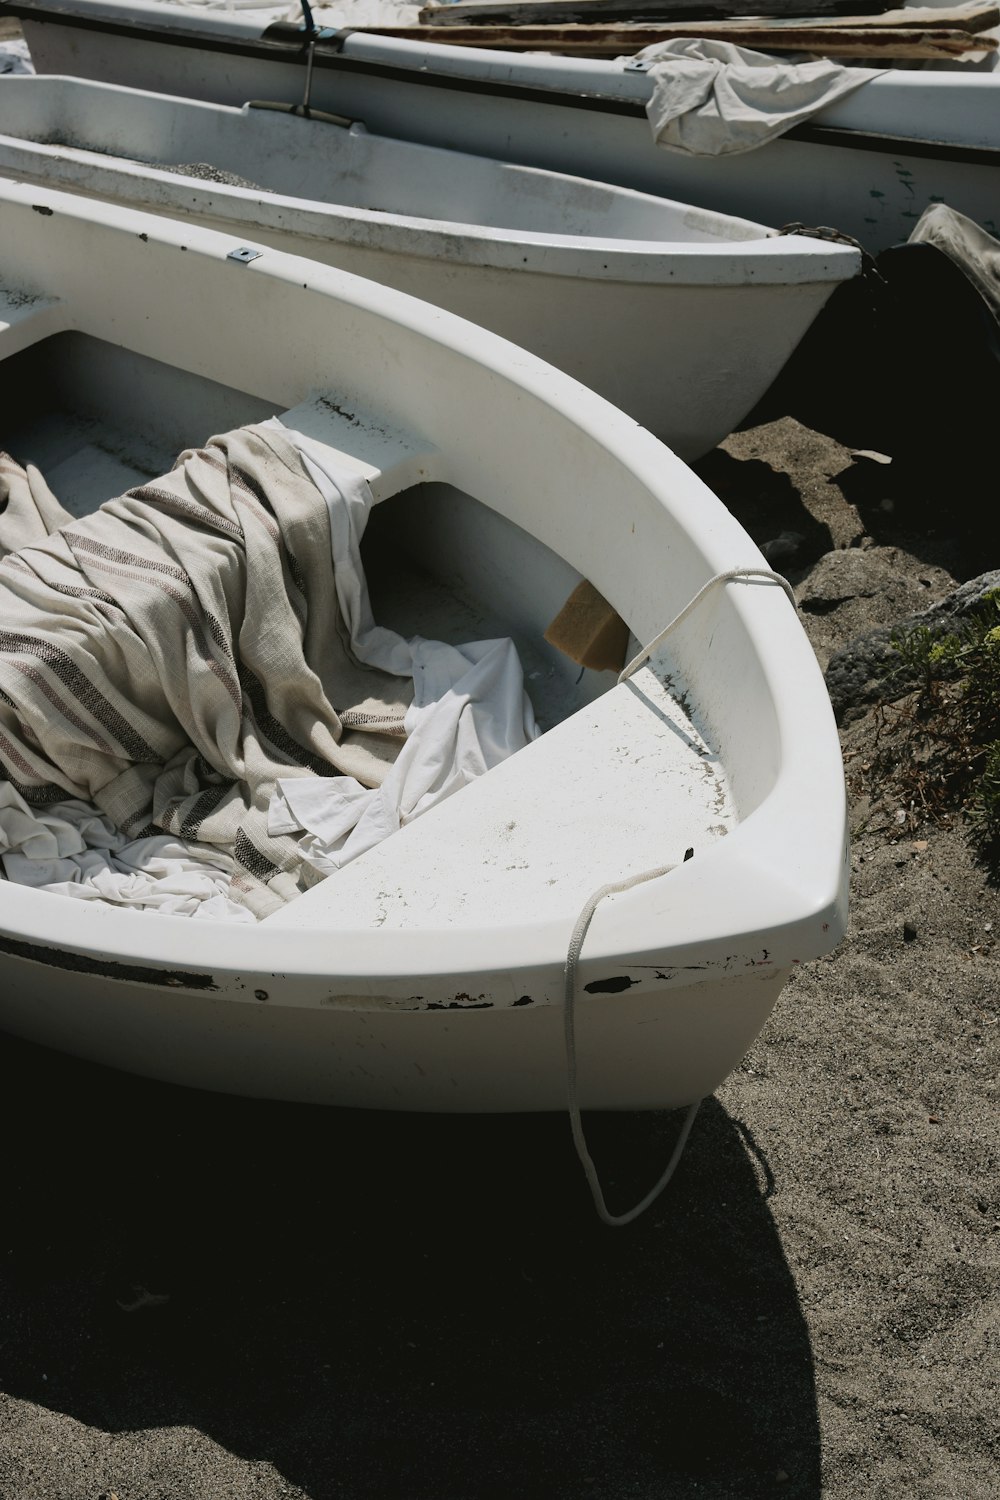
(0, 782), (255, 920)
(269, 426), (539, 874)
(159, 0), (420, 22)
(637, 40), (880, 157)
(0, 421), (538, 920)
(291, 1), (420, 22)
(0, 422), (416, 917)
(908, 202), (1000, 322)
(0, 40), (33, 75)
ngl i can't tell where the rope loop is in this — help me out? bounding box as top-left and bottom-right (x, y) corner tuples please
(567, 566), (797, 1226)
(618, 565), (795, 685)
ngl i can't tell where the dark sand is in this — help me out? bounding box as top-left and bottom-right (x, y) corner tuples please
(0, 415), (996, 1498)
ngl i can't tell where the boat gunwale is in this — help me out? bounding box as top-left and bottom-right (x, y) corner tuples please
(4, 0), (999, 165)
(0, 81), (864, 286)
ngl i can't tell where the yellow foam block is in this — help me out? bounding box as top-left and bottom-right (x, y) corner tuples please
(543, 579), (629, 674)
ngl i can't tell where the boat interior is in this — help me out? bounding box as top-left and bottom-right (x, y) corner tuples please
(0, 74), (770, 244)
(0, 325), (740, 930)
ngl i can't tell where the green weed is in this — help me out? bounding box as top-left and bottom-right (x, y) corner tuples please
(884, 590), (1000, 856)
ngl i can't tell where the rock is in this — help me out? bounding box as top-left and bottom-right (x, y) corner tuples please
(919, 570), (1000, 624)
(799, 549), (896, 612)
(824, 624), (904, 723)
(824, 570), (1000, 723)
(761, 530), (804, 563)
(795, 547), (955, 675)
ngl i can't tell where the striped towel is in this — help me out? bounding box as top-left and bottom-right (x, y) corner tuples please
(0, 424), (412, 916)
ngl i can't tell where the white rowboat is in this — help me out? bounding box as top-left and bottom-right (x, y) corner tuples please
(0, 181), (848, 1113)
(4, 0), (999, 251)
(0, 74), (860, 461)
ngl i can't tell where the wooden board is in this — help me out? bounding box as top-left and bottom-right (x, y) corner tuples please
(419, 0), (998, 31)
(420, 0), (893, 22)
(356, 20), (999, 58)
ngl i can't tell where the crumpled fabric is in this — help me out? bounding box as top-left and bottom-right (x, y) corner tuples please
(270, 635), (537, 874)
(636, 39), (880, 157)
(0, 453), (72, 558)
(907, 203), (1000, 324)
(159, 0), (421, 20)
(0, 781), (255, 920)
(0, 423), (415, 917)
(0, 419), (539, 918)
(269, 426), (539, 875)
(0, 40), (33, 76)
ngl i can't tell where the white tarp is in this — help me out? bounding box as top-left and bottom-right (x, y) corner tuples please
(637, 39), (880, 157)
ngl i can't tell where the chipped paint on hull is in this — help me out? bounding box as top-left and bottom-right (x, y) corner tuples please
(0, 931), (219, 991)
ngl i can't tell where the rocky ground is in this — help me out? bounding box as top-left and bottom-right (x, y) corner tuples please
(704, 417), (999, 1497)
(0, 414), (995, 1499)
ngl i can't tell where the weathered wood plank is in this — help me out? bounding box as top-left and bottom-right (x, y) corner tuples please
(419, 0), (998, 30)
(729, 2), (999, 28)
(357, 21), (999, 58)
(420, 0), (892, 23)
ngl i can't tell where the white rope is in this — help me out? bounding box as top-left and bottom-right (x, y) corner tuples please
(565, 566), (795, 1225)
(564, 865), (701, 1227)
(618, 566), (796, 685)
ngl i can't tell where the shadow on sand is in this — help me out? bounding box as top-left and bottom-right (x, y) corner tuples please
(0, 1032), (820, 1499)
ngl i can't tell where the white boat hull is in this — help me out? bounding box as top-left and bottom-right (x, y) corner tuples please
(8, 0), (1000, 251)
(0, 949), (786, 1110)
(0, 182), (848, 1111)
(0, 75), (859, 460)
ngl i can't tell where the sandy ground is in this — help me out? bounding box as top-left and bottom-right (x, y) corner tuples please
(0, 411), (995, 1499)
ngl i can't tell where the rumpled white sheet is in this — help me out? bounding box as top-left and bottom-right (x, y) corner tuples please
(0, 40), (33, 75)
(0, 421), (538, 916)
(269, 425), (539, 875)
(637, 39), (881, 157)
(908, 202), (1000, 322)
(160, 0), (421, 23)
(0, 782), (255, 920)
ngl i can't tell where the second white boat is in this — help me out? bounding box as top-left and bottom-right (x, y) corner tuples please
(0, 72), (860, 460)
(6, 0), (999, 253)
